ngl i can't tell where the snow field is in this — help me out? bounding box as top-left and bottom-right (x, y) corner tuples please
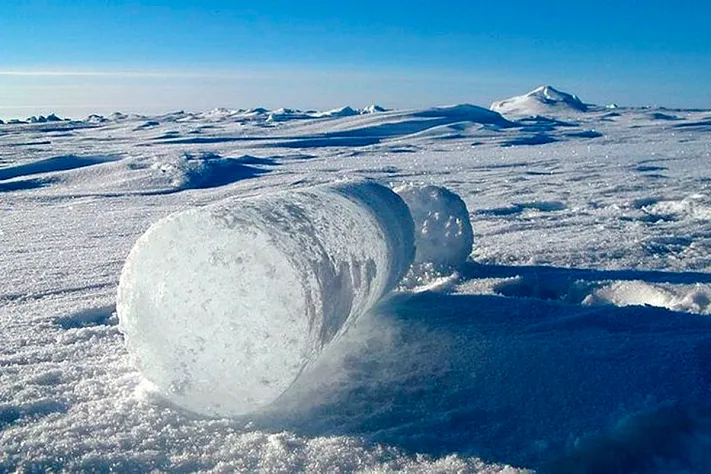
(3, 85), (711, 472)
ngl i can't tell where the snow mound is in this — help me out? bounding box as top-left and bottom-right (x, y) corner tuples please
(247, 107), (269, 114)
(85, 114), (108, 123)
(314, 106), (360, 118)
(117, 181), (415, 416)
(395, 184), (474, 269)
(150, 152), (268, 190)
(584, 281), (711, 314)
(26, 114), (64, 123)
(201, 107), (239, 119)
(108, 112), (129, 121)
(361, 104), (388, 114)
(491, 85), (588, 117)
(267, 108), (313, 122)
(636, 195), (711, 222)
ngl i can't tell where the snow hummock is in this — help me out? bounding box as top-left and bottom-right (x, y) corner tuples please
(415, 103), (512, 126)
(85, 113), (108, 123)
(148, 152), (268, 190)
(361, 104), (388, 114)
(313, 106), (360, 118)
(108, 111), (129, 121)
(314, 105), (388, 117)
(267, 108), (314, 122)
(27, 114), (64, 123)
(584, 280), (711, 314)
(117, 180), (415, 416)
(491, 85), (588, 117)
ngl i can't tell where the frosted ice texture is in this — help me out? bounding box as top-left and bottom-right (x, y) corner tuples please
(394, 185), (474, 269)
(117, 181), (414, 416)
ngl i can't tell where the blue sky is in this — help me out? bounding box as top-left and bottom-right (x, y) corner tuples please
(1, 0), (710, 118)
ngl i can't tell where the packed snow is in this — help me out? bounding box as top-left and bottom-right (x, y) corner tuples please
(2, 87), (711, 472)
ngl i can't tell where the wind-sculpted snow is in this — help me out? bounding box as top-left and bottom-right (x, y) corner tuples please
(0, 151), (271, 196)
(117, 181), (415, 416)
(148, 152), (269, 191)
(0, 154), (120, 181)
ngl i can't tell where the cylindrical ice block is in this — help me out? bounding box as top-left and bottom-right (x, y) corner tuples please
(394, 184), (474, 269)
(117, 181), (414, 416)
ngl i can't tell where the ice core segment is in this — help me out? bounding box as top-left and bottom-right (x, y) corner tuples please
(117, 181), (415, 416)
(394, 184), (474, 269)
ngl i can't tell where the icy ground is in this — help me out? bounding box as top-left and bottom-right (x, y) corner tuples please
(2, 88), (711, 472)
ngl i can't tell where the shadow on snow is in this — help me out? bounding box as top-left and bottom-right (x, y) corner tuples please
(254, 263), (711, 470)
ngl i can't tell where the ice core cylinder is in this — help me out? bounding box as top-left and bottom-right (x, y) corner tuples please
(117, 181), (414, 416)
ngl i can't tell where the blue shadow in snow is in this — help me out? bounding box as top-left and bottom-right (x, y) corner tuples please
(501, 134), (558, 147)
(180, 158), (269, 189)
(0, 155), (119, 181)
(460, 262), (711, 286)
(0, 178), (54, 192)
(55, 305), (117, 329)
(257, 263), (711, 470)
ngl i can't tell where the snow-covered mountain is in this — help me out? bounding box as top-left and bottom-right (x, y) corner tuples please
(491, 85), (589, 117)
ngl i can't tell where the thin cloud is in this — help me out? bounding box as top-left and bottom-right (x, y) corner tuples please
(0, 67), (505, 82)
(0, 70), (268, 79)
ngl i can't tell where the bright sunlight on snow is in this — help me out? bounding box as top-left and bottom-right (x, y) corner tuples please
(3, 86), (711, 472)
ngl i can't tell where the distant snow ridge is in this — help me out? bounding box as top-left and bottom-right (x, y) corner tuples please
(267, 105), (388, 121)
(395, 184), (474, 270)
(314, 106), (360, 118)
(117, 181), (416, 416)
(267, 108), (314, 122)
(491, 85), (588, 117)
(27, 113), (63, 123)
(361, 104), (387, 114)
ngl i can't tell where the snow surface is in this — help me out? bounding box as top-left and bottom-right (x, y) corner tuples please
(2, 90), (711, 472)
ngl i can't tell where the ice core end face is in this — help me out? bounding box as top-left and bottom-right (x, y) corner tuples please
(394, 184), (474, 269)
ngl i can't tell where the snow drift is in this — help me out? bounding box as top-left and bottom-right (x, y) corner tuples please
(117, 181), (417, 416)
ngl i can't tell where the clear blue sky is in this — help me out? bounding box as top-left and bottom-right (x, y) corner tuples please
(1, 0), (710, 119)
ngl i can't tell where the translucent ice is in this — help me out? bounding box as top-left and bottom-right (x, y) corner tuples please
(394, 184), (474, 269)
(117, 181), (414, 416)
